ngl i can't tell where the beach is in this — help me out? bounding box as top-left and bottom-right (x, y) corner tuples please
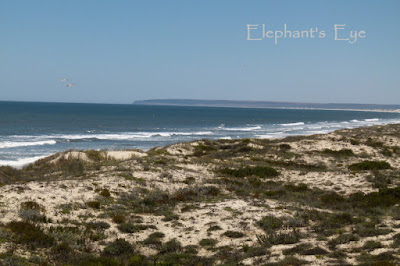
(0, 123), (399, 265)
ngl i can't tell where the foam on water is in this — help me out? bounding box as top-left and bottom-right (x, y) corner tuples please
(0, 155), (51, 169)
(280, 122), (305, 126)
(220, 126), (262, 131)
(0, 140), (57, 149)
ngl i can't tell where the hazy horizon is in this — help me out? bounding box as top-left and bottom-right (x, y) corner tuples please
(2, 98), (400, 107)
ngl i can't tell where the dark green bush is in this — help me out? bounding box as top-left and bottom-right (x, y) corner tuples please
(219, 166), (279, 178)
(159, 239), (182, 254)
(257, 230), (300, 246)
(86, 200), (101, 209)
(118, 223), (155, 233)
(99, 188), (111, 197)
(363, 240), (383, 251)
(59, 159), (85, 176)
(102, 238), (134, 257)
(282, 243), (312, 255)
(143, 232), (164, 248)
(86, 221), (111, 230)
(257, 216), (284, 232)
(222, 230), (245, 238)
(199, 238), (218, 247)
(284, 183), (309, 192)
(85, 150), (104, 161)
(279, 144), (291, 151)
(111, 213), (126, 224)
(322, 149), (355, 156)
(207, 225), (222, 232)
(20, 201), (41, 211)
(7, 221), (54, 248)
(348, 161), (392, 171)
(328, 234), (359, 248)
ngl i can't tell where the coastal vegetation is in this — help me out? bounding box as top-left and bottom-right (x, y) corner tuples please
(0, 124), (400, 265)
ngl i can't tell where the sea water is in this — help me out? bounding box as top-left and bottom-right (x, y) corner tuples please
(1, 101), (400, 168)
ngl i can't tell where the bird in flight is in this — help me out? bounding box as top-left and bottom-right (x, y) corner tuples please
(61, 77), (76, 87)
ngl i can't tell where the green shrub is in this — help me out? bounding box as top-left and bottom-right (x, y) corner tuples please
(282, 243), (312, 255)
(193, 144), (216, 156)
(0, 166), (20, 182)
(257, 230), (300, 246)
(117, 223), (155, 233)
(207, 225), (222, 232)
(322, 149), (354, 156)
(86, 221), (110, 230)
(159, 239), (182, 254)
(59, 159), (85, 176)
(257, 216), (284, 232)
(18, 209), (48, 223)
(279, 144), (291, 151)
(85, 150), (104, 161)
(7, 221), (54, 248)
(328, 234), (359, 248)
(99, 188), (111, 197)
(111, 213), (126, 224)
(102, 239), (133, 257)
(86, 200), (101, 209)
(356, 251), (397, 265)
(199, 238), (218, 247)
(355, 225), (392, 237)
(143, 232), (164, 248)
(348, 161), (392, 171)
(284, 183), (309, 192)
(349, 186), (400, 208)
(219, 166), (279, 178)
(75, 256), (123, 266)
(20, 201), (41, 211)
(363, 240), (383, 251)
(300, 246), (328, 255)
(222, 230), (245, 238)
(272, 256), (308, 265)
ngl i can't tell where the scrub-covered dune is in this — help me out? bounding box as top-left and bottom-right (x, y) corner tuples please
(1, 124), (400, 265)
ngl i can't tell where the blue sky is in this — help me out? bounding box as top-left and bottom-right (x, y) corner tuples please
(0, 0), (399, 104)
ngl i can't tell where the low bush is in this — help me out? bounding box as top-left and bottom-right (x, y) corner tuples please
(117, 223), (155, 233)
(222, 230), (245, 238)
(257, 216), (284, 232)
(7, 221), (54, 248)
(143, 232), (165, 248)
(159, 239), (182, 254)
(257, 230), (300, 246)
(199, 238), (218, 247)
(322, 149), (355, 157)
(328, 234), (359, 248)
(86, 200), (101, 209)
(86, 221), (111, 230)
(219, 166), (279, 178)
(111, 213), (126, 224)
(102, 239), (134, 257)
(99, 188), (111, 197)
(363, 240), (383, 251)
(85, 150), (104, 161)
(348, 161), (392, 171)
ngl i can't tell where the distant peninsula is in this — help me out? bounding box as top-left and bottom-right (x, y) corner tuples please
(133, 99), (400, 112)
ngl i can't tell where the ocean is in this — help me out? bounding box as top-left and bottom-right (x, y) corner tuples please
(1, 101), (400, 168)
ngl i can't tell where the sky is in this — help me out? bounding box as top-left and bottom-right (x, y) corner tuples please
(0, 0), (399, 104)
